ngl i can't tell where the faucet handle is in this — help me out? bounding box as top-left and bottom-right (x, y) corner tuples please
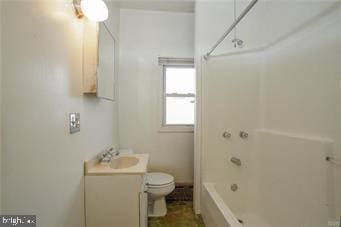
(105, 147), (113, 153)
(108, 149), (116, 156)
(239, 131), (248, 139)
(102, 147), (114, 156)
(222, 131), (232, 139)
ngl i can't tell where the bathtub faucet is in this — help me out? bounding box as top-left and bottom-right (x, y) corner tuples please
(230, 157), (242, 166)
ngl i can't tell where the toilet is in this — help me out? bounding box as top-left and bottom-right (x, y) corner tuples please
(118, 149), (175, 217)
(147, 172), (175, 217)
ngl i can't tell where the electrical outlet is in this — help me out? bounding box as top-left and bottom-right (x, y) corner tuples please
(69, 113), (80, 134)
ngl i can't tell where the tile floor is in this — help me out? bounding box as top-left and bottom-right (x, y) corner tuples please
(148, 201), (205, 227)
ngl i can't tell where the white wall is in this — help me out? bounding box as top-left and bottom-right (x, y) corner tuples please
(119, 9), (194, 183)
(261, 3), (341, 219)
(196, 0), (341, 222)
(1, 1), (119, 226)
(105, 2), (120, 144)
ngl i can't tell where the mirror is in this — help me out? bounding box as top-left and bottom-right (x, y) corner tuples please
(97, 23), (116, 101)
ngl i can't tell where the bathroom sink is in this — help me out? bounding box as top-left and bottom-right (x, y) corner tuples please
(85, 154), (149, 175)
(110, 156), (139, 169)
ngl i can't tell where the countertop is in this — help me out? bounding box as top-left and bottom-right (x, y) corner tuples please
(85, 153), (149, 176)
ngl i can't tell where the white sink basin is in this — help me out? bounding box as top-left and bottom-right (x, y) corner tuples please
(110, 156), (139, 169)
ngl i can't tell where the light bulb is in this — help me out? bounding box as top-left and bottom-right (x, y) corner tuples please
(80, 0), (108, 22)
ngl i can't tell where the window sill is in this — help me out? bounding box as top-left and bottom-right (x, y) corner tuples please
(158, 126), (194, 133)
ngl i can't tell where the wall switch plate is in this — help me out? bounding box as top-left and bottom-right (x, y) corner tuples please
(69, 113), (80, 134)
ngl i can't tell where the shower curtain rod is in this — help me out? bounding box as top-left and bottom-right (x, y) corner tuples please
(204, 0), (259, 60)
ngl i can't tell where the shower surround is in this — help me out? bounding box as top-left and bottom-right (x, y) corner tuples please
(195, 1), (341, 226)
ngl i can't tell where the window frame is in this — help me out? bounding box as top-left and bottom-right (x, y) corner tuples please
(161, 64), (195, 131)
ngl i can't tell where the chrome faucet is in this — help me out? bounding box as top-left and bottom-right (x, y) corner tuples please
(99, 147), (119, 164)
(230, 157), (242, 166)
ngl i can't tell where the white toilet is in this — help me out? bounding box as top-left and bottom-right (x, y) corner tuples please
(147, 172), (175, 217)
(118, 149), (175, 217)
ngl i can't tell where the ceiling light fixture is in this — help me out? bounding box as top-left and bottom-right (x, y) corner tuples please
(73, 0), (108, 22)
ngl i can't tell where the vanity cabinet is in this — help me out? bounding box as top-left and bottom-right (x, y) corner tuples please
(85, 174), (147, 227)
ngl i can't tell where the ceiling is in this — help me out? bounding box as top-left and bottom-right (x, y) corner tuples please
(115, 0), (195, 13)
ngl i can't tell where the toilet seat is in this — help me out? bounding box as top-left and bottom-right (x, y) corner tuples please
(147, 172), (174, 187)
(148, 181), (174, 189)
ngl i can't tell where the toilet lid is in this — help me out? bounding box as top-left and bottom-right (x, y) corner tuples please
(147, 172), (174, 186)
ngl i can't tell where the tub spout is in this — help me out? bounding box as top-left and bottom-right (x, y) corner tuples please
(230, 157), (242, 166)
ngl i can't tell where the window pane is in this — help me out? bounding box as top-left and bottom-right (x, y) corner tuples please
(166, 97), (195, 125)
(165, 67), (195, 94)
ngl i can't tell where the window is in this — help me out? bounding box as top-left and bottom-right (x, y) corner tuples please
(163, 66), (195, 127)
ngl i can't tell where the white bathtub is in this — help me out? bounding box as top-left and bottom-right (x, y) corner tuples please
(202, 182), (273, 227)
(202, 183), (242, 227)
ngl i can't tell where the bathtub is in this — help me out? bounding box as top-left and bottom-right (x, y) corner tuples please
(202, 183), (242, 227)
(202, 182), (273, 227)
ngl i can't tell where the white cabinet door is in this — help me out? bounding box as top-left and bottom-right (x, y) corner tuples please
(139, 192), (148, 227)
(85, 175), (141, 227)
